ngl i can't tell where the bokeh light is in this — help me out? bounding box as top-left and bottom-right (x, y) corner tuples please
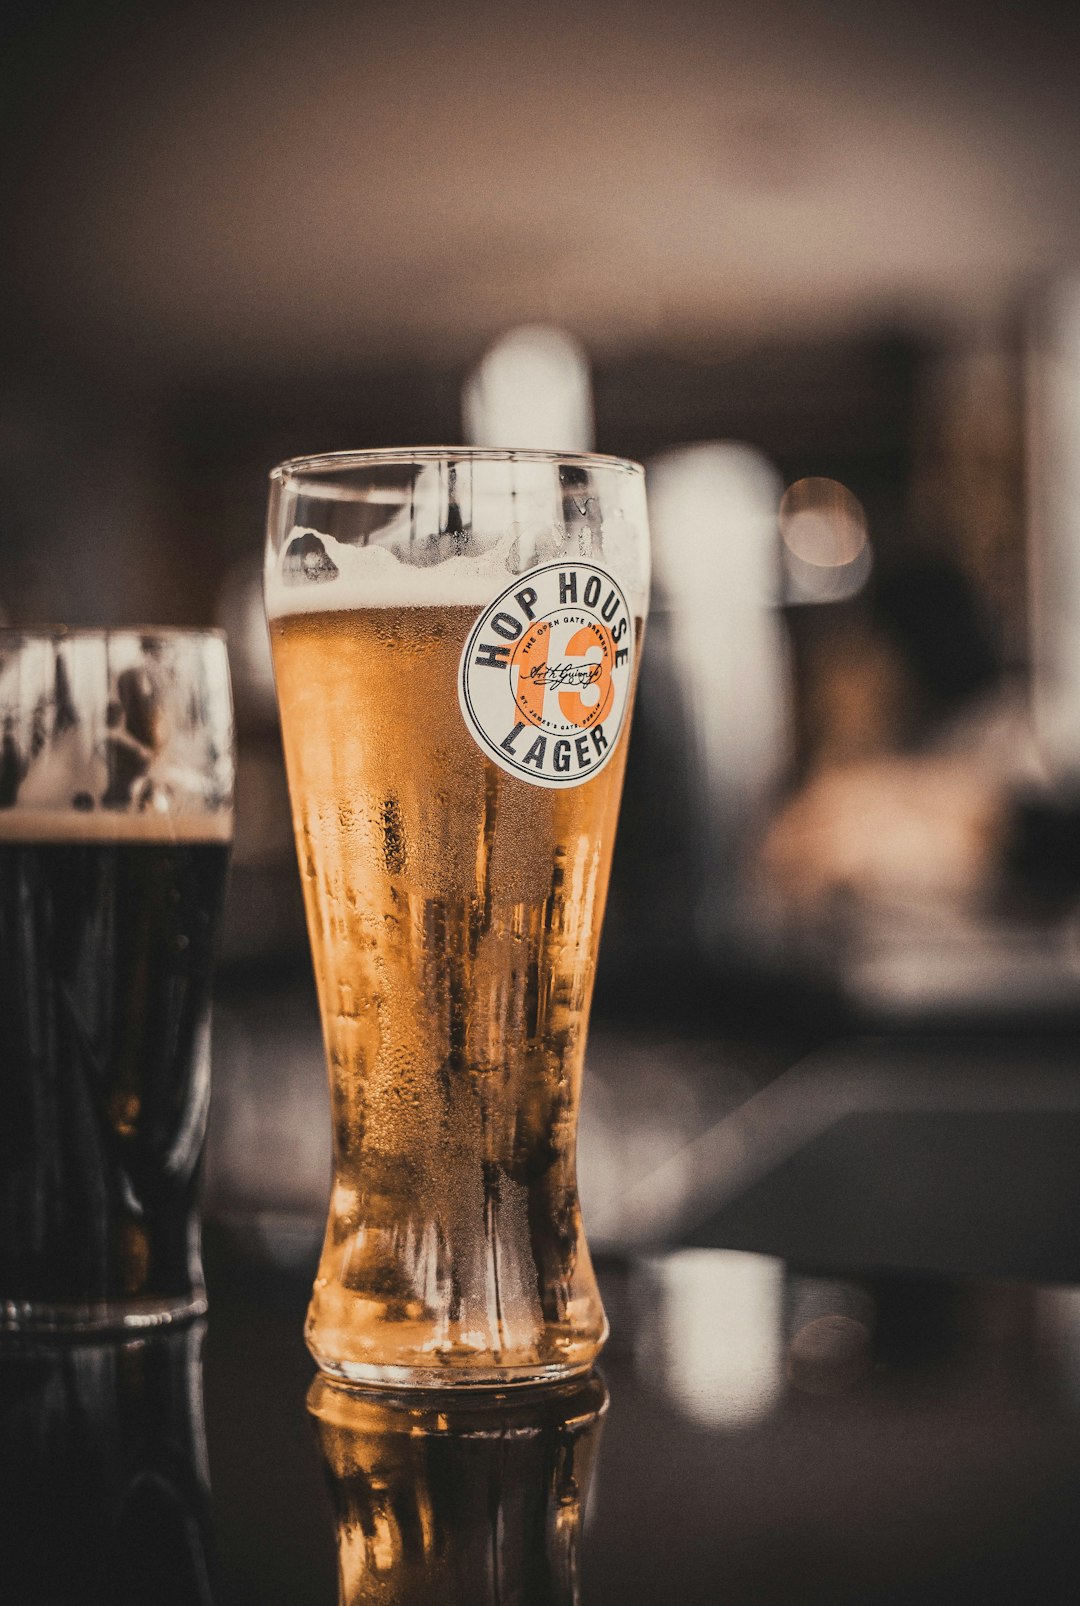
(780, 476), (871, 603)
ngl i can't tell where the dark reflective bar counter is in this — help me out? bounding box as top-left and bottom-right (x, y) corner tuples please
(7, 1215), (1080, 1604)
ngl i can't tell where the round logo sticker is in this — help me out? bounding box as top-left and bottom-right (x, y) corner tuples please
(458, 561), (635, 788)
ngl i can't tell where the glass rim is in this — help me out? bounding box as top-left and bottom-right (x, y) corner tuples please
(0, 626), (227, 644)
(269, 445), (645, 486)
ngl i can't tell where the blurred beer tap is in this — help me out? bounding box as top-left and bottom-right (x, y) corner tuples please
(463, 326), (595, 453)
(1026, 274), (1080, 787)
(643, 443), (791, 958)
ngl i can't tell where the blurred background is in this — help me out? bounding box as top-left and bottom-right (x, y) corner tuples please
(6, 0), (1080, 1278)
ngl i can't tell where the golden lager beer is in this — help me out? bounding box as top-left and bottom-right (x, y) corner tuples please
(266, 450), (649, 1385)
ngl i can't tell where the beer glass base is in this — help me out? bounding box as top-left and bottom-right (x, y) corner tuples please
(1, 1289), (208, 1335)
(307, 1351), (599, 1391)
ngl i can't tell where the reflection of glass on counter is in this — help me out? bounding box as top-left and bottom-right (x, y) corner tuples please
(0, 1323), (215, 1603)
(308, 1371), (607, 1605)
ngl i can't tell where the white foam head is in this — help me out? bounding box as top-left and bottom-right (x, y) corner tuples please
(265, 454), (650, 621)
(265, 520), (650, 620)
(267, 528), (523, 616)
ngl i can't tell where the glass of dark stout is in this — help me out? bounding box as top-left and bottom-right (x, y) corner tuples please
(0, 630), (233, 1332)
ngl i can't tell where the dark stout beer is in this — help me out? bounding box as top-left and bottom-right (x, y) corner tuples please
(0, 812), (230, 1327)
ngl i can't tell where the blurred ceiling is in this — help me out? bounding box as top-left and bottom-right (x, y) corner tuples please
(3, 0), (1080, 379)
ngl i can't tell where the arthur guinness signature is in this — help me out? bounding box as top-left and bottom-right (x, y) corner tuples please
(525, 661), (603, 691)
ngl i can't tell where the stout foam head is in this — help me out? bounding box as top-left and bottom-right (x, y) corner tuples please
(0, 806), (233, 844)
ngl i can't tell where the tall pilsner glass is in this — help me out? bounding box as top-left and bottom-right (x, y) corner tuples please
(266, 449), (649, 1385)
